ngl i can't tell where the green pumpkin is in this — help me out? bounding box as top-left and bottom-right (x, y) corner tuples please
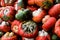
(15, 9), (32, 21)
(52, 34), (59, 40)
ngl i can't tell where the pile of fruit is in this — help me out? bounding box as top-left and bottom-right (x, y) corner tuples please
(0, 0), (60, 40)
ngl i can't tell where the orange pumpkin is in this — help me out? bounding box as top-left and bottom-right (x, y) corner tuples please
(35, 0), (54, 9)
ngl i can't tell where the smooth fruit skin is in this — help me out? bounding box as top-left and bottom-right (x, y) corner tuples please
(32, 10), (46, 23)
(18, 23), (38, 38)
(42, 17), (56, 31)
(49, 4), (60, 18)
(54, 19), (60, 38)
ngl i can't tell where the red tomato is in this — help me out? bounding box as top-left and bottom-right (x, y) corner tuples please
(1, 32), (17, 40)
(49, 4), (60, 18)
(1, 0), (16, 6)
(11, 20), (21, 35)
(32, 8), (46, 23)
(42, 17), (56, 31)
(18, 21), (38, 38)
(54, 19), (60, 37)
(36, 30), (50, 40)
(0, 21), (10, 32)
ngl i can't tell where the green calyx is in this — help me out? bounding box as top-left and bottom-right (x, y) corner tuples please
(22, 21), (37, 33)
(17, 0), (24, 8)
(15, 9), (32, 21)
(2, 15), (10, 21)
(43, 1), (53, 9)
(52, 34), (58, 40)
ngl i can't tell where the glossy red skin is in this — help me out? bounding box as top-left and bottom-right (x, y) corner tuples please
(11, 20), (21, 35)
(27, 6), (38, 11)
(36, 35), (50, 40)
(54, 19), (60, 37)
(49, 4), (60, 18)
(32, 10), (46, 23)
(28, 0), (35, 5)
(1, 35), (17, 40)
(0, 25), (10, 32)
(1, 0), (16, 6)
(0, 6), (15, 21)
(18, 23), (38, 38)
(42, 17), (56, 31)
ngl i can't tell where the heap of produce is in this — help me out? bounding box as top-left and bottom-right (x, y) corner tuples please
(0, 0), (60, 40)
